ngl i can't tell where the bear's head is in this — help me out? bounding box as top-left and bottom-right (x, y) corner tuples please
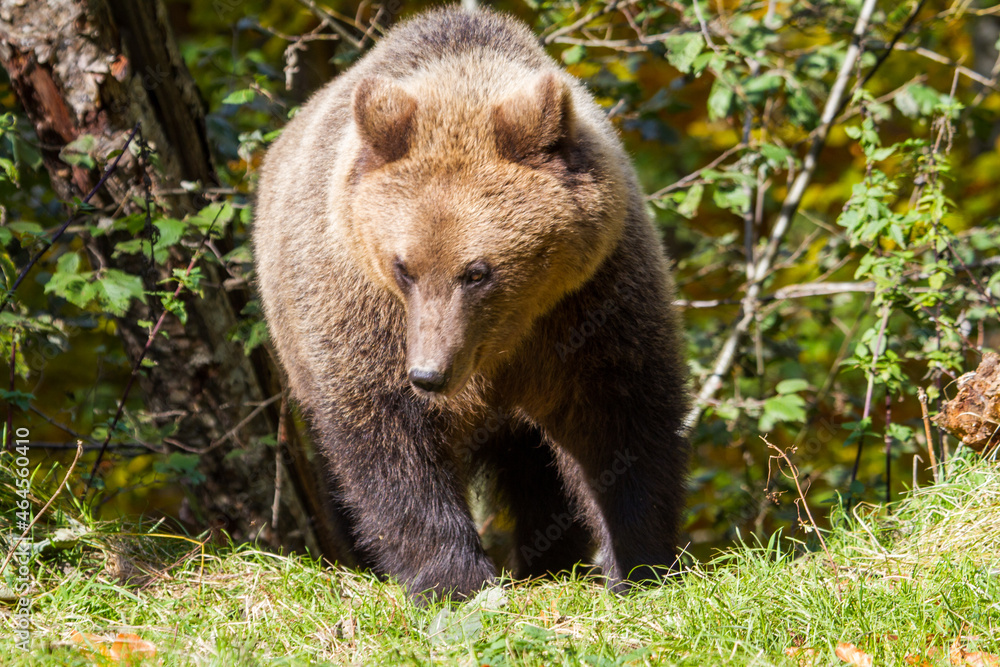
(346, 69), (627, 399)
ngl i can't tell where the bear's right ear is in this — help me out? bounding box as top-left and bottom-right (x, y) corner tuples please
(352, 76), (418, 164)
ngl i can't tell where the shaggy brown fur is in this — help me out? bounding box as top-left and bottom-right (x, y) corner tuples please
(254, 6), (689, 601)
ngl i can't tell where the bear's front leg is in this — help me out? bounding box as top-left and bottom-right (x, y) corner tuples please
(553, 408), (688, 588)
(538, 342), (690, 588)
(317, 390), (496, 602)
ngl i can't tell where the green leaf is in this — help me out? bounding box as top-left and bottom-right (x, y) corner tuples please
(12, 135), (42, 171)
(0, 389), (34, 411)
(55, 251), (80, 274)
(868, 146), (896, 162)
(887, 423), (914, 443)
(745, 72), (783, 98)
(712, 184), (750, 213)
(0, 157), (18, 184)
(894, 83), (941, 118)
(776, 378), (809, 395)
(115, 218), (191, 263)
(690, 51), (715, 75)
(222, 88), (256, 105)
(787, 86), (818, 127)
(760, 143), (791, 166)
(707, 78), (734, 120)
(759, 394), (807, 431)
(154, 218), (188, 248)
(561, 44), (586, 65)
(228, 317), (269, 355)
(888, 222), (906, 248)
(663, 33), (704, 74)
(8, 221), (44, 239)
(94, 269), (144, 316)
(187, 202), (235, 233)
(43, 272), (94, 310)
(676, 183), (704, 218)
(843, 417), (874, 449)
(711, 402), (740, 421)
(59, 134), (96, 169)
(0, 247), (15, 289)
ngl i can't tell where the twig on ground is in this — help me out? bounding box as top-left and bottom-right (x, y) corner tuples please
(764, 437), (840, 595)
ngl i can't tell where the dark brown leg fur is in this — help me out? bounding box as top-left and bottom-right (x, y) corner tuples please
(512, 226), (690, 589)
(478, 423), (595, 578)
(315, 389), (496, 602)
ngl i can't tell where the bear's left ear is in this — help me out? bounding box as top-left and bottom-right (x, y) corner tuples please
(353, 76), (418, 164)
(493, 72), (575, 163)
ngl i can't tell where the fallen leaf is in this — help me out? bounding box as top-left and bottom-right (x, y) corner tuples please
(785, 646), (819, 665)
(110, 633), (157, 660)
(70, 630), (157, 662)
(950, 638), (1000, 666)
(906, 651), (937, 666)
(836, 642), (873, 667)
(960, 652), (1000, 667)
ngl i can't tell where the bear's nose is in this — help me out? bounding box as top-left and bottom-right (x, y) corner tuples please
(408, 368), (448, 393)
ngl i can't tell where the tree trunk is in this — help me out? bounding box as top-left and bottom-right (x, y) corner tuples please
(0, 0), (352, 563)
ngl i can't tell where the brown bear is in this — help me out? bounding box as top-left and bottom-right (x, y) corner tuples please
(253, 6), (689, 601)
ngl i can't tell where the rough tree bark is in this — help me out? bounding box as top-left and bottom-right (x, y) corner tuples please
(0, 0), (352, 562)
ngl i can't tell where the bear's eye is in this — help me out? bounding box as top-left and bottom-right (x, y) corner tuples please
(463, 262), (491, 287)
(393, 258), (414, 289)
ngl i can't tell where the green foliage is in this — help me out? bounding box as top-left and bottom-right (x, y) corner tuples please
(43, 254), (144, 317)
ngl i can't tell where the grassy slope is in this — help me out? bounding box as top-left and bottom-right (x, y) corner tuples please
(3, 455), (1000, 666)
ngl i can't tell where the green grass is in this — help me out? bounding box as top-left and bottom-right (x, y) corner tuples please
(3, 455), (1000, 665)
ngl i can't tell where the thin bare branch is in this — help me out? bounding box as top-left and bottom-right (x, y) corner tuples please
(209, 392), (284, 450)
(647, 144), (745, 200)
(294, 0), (362, 49)
(83, 209), (226, 497)
(849, 304), (891, 485)
(684, 0), (880, 432)
(675, 280), (876, 308)
(764, 437), (840, 590)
